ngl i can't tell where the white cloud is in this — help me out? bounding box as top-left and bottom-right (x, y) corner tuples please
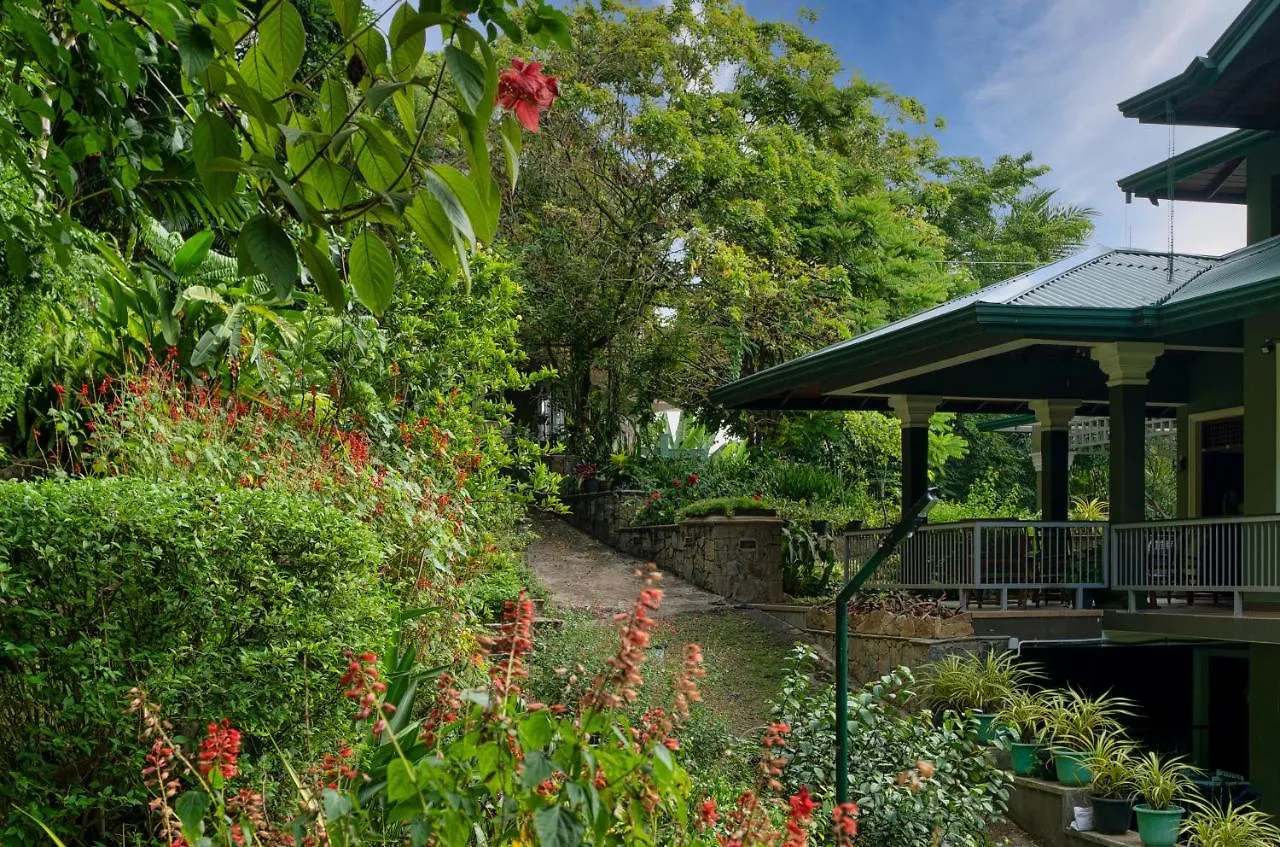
(943, 0), (1248, 255)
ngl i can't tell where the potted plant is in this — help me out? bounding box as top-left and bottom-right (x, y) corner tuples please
(1042, 688), (1135, 786)
(575, 462), (601, 493)
(1085, 731), (1137, 834)
(923, 652), (1041, 744)
(1181, 801), (1280, 847)
(1129, 751), (1196, 847)
(996, 688), (1052, 776)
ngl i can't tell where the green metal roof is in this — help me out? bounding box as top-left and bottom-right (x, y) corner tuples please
(1117, 0), (1280, 130)
(711, 236), (1280, 411)
(1116, 130), (1276, 205)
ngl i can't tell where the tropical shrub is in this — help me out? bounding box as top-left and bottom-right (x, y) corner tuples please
(0, 477), (395, 843)
(768, 647), (1011, 847)
(112, 590), (846, 847)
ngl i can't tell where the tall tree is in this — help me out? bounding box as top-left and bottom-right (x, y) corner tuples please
(505, 0), (961, 457)
(504, 1), (1095, 459)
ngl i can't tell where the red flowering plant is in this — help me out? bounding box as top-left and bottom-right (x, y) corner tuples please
(498, 58), (561, 131)
(131, 585), (834, 846)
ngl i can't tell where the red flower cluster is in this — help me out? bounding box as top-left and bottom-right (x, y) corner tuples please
(487, 592), (535, 697)
(341, 649), (395, 733)
(319, 743), (358, 789)
(584, 587), (663, 710)
(832, 802), (859, 847)
(698, 798), (719, 830)
(687, 473), (700, 485)
(783, 787), (818, 847)
(497, 58), (559, 132)
(197, 719), (242, 782)
(142, 738), (180, 801)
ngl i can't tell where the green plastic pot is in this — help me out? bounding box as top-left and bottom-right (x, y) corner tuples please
(1134, 804), (1184, 847)
(974, 712), (998, 743)
(1010, 742), (1044, 776)
(1052, 748), (1093, 786)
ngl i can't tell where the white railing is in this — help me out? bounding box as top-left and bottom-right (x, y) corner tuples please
(844, 521), (1109, 610)
(1111, 515), (1280, 615)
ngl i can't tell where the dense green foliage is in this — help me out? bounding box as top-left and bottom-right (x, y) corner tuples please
(0, 478), (395, 840)
(504, 0), (1094, 460)
(769, 648), (1012, 847)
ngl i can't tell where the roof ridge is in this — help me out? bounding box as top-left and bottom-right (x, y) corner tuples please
(1156, 236), (1280, 305)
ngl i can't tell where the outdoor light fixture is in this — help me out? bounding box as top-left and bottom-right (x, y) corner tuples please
(1262, 339), (1275, 355)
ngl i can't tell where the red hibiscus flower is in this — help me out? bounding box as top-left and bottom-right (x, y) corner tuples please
(497, 58), (560, 132)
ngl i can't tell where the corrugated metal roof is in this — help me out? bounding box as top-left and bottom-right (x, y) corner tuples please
(1165, 236), (1280, 304)
(1008, 250), (1219, 308)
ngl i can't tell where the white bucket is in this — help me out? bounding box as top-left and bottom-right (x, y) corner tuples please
(1072, 806), (1094, 832)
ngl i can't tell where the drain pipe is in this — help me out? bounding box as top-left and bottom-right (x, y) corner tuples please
(834, 488), (938, 806)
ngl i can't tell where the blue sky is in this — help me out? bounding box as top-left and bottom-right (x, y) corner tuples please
(735, 0), (1249, 255)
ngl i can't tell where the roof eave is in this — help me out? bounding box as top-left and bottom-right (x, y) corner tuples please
(1116, 129), (1272, 200)
(1116, 0), (1280, 124)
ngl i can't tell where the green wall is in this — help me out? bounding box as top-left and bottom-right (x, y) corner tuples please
(1250, 644), (1280, 814)
(1247, 138), (1280, 245)
(1243, 316), (1280, 516)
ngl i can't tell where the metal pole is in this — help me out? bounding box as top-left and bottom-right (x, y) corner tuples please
(835, 488), (938, 805)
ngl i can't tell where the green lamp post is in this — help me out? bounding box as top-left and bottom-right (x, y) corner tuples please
(834, 487), (938, 805)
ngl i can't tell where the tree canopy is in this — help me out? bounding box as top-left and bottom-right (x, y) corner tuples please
(502, 0), (1095, 459)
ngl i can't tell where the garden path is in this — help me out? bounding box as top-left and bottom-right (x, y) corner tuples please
(526, 513), (731, 616)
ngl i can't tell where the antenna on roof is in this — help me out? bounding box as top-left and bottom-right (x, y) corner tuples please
(1165, 98), (1176, 286)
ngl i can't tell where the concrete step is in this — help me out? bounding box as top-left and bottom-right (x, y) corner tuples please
(1006, 775), (1143, 847)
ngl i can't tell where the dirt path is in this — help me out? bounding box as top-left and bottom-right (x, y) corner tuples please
(526, 514), (733, 616)
(525, 515), (1043, 846)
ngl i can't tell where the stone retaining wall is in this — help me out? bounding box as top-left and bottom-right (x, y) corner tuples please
(789, 605), (1004, 687)
(562, 492), (784, 603)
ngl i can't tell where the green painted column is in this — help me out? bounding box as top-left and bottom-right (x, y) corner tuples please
(890, 396), (939, 517)
(1092, 344), (1164, 524)
(1032, 401), (1077, 521)
(1242, 316), (1280, 516)
(1249, 644), (1280, 815)
(1108, 384), (1148, 523)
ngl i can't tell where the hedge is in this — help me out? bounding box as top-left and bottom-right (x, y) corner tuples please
(0, 478), (395, 842)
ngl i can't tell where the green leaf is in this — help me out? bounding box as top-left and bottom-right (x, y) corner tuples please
(176, 21), (215, 78)
(258, 0), (305, 81)
(499, 113), (522, 191)
(422, 165), (478, 246)
(238, 215), (298, 299)
(389, 5), (427, 78)
(404, 192), (459, 273)
(518, 710), (554, 751)
(173, 230), (215, 276)
(298, 234), (346, 311)
(353, 28), (388, 73)
(354, 120), (406, 192)
(366, 81), (410, 111)
(347, 230), (394, 316)
(239, 44), (285, 101)
(175, 286), (226, 312)
(191, 112), (240, 206)
(520, 750), (555, 791)
(444, 45), (486, 113)
(386, 759), (416, 803)
(533, 806), (583, 847)
(322, 787), (353, 820)
(175, 791), (210, 841)
(318, 78), (350, 135)
(301, 160), (361, 210)
(331, 0), (360, 39)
